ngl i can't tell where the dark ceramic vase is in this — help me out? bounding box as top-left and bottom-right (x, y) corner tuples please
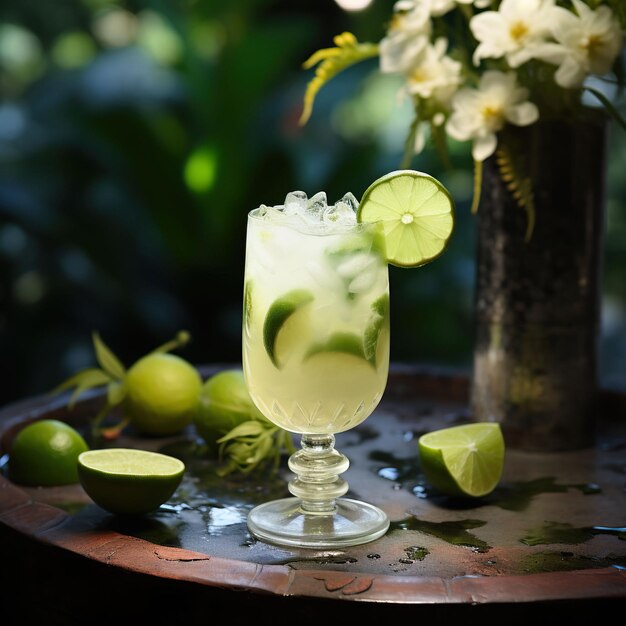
(470, 113), (608, 451)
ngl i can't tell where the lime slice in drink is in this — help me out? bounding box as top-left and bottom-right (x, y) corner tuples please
(357, 170), (454, 267)
(263, 289), (314, 368)
(418, 423), (504, 498)
(364, 295), (389, 366)
(305, 332), (367, 362)
(77, 448), (185, 516)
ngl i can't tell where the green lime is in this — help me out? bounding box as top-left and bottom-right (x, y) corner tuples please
(418, 423), (505, 498)
(357, 170), (455, 267)
(124, 353), (203, 436)
(263, 289), (314, 368)
(194, 369), (266, 453)
(77, 448), (185, 516)
(9, 419), (89, 486)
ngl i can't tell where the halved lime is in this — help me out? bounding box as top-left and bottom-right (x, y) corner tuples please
(263, 289), (313, 368)
(357, 170), (454, 268)
(418, 423), (504, 498)
(78, 448), (185, 516)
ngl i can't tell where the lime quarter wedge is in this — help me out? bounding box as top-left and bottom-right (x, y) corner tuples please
(263, 289), (313, 368)
(418, 423), (504, 498)
(357, 170), (454, 268)
(78, 448), (185, 516)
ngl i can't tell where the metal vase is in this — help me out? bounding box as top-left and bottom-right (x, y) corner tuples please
(470, 115), (608, 451)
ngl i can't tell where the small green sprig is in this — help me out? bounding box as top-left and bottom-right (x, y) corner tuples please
(216, 419), (296, 477)
(299, 32), (379, 126)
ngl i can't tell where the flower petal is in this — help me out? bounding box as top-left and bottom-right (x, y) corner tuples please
(554, 56), (587, 88)
(506, 101), (539, 126)
(472, 133), (497, 162)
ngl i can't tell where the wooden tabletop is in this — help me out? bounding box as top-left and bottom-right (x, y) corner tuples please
(1, 364), (625, 622)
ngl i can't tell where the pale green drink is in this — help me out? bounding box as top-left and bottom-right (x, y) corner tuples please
(242, 190), (391, 549)
(243, 195), (390, 435)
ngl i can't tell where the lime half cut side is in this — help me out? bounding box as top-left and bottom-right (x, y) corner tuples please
(357, 170), (454, 268)
(78, 448), (185, 516)
(418, 423), (505, 498)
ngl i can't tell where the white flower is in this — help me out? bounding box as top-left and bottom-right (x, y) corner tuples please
(470, 0), (556, 68)
(379, 1), (432, 73)
(405, 38), (462, 106)
(533, 0), (624, 88)
(426, 0), (492, 16)
(446, 71), (539, 161)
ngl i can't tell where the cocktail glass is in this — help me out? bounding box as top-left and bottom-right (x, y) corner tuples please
(242, 192), (391, 548)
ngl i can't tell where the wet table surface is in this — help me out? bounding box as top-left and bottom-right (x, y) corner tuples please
(1, 364), (625, 622)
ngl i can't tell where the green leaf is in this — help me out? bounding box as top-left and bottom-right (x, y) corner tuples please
(107, 381), (126, 406)
(300, 32), (379, 125)
(216, 418), (292, 476)
(53, 368), (113, 409)
(92, 332), (126, 380)
(216, 420), (267, 444)
(583, 87), (626, 132)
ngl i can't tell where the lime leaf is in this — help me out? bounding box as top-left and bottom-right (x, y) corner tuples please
(53, 368), (113, 409)
(92, 332), (126, 380)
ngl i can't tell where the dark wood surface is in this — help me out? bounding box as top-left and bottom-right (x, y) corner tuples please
(1, 364), (625, 623)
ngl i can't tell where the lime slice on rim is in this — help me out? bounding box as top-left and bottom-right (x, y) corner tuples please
(357, 170), (454, 267)
(78, 448), (185, 516)
(418, 423), (505, 498)
(263, 289), (314, 368)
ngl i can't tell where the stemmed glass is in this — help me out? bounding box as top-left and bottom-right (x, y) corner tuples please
(242, 194), (390, 548)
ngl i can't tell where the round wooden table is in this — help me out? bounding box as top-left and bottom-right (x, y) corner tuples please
(1, 365), (625, 623)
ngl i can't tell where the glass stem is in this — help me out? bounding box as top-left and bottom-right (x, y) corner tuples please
(288, 434), (349, 515)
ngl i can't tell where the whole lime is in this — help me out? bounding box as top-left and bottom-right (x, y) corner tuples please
(9, 419), (89, 486)
(124, 353), (203, 436)
(194, 369), (265, 453)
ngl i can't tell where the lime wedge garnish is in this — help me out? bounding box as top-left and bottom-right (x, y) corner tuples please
(305, 331), (367, 362)
(263, 289), (314, 368)
(418, 423), (505, 498)
(357, 170), (454, 268)
(364, 294), (389, 365)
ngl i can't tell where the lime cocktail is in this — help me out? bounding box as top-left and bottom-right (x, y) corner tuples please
(243, 190), (390, 548)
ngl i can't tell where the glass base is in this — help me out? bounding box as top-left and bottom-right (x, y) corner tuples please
(247, 497), (389, 549)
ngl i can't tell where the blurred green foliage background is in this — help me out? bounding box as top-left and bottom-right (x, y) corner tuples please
(1, 0), (625, 406)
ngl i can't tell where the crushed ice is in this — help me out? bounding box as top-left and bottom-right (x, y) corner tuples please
(257, 190), (359, 230)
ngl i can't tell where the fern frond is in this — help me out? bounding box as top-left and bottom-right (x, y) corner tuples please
(495, 147), (536, 242)
(299, 32), (379, 126)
